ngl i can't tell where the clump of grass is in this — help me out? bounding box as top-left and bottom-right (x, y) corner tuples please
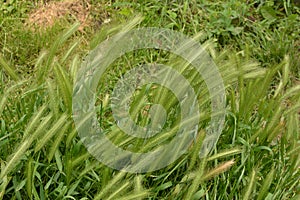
(0, 0), (299, 199)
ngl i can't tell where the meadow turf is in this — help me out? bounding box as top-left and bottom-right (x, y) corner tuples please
(0, 0), (299, 199)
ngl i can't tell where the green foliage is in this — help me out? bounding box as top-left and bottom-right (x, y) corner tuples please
(0, 0), (299, 199)
(0, 0), (30, 17)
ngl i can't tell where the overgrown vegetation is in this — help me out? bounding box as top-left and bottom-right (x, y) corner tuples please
(0, 0), (299, 199)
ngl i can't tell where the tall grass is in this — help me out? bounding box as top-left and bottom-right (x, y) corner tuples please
(0, 0), (299, 199)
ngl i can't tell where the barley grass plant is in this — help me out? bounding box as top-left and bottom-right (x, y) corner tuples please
(0, 0), (299, 199)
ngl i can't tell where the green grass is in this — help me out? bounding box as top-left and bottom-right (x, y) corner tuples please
(0, 0), (299, 199)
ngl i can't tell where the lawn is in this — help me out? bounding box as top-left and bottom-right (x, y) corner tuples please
(0, 0), (299, 199)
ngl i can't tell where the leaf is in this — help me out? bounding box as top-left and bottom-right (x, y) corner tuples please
(15, 179), (26, 192)
(242, 169), (256, 200)
(54, 150), (63, 173)
(260, 6), (277, 22)
(227, 26), (244, 35)
(155, 182), (172, 191)
(119, 8), (133, 16)
(26, 157), (33, 197)
(0, 55), (19, 81)
(167, 10), (177, 19)
(257, 167), (275, 200)
(192, 189), (205, 199)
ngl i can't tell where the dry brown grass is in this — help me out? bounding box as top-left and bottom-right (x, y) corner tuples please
(26, 0), (92, 31)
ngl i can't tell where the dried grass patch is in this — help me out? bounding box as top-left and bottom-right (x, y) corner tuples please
(26, 0), (92, 31)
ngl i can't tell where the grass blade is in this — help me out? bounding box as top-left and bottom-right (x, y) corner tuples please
(257, 167), (275, 200)
(0, 55), (19, 81)
(242, 169), (256, 200)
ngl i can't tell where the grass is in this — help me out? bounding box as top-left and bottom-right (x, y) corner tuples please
(0, 0), (299, 199)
